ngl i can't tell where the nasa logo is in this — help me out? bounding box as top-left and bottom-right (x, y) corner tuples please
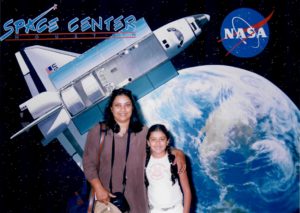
(220, 8), (272, 58)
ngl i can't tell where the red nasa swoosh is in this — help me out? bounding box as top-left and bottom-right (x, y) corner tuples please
(218, 10), (274, 56)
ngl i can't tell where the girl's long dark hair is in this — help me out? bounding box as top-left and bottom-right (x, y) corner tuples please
(104, 88), (143, 133)
(145, 124), (178, 187)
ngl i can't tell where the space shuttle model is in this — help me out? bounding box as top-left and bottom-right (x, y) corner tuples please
(11, 12), (210, 168)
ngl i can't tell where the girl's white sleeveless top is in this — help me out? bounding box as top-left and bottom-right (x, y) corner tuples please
(146, 154), (183, 208)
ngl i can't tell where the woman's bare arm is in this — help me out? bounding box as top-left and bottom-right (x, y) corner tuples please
(171, 148), (187, 174)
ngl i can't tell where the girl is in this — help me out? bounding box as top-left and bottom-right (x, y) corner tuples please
(145, 124), (192, 213)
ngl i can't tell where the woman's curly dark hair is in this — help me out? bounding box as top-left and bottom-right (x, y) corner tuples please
(104, 88), (143, 133)
(145, 124), (178, 187)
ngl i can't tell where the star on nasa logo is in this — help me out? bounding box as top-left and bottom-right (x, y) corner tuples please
(219, 8), (273, 58)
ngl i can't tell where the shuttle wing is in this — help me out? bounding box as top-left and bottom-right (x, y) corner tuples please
(16, 46), (79, 95)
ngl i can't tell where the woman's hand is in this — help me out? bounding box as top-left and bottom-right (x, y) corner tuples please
(95, 187), (116, 204)
(171, 148), (187, 174)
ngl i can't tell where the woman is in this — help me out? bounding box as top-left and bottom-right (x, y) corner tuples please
(83, 88), (186, 213)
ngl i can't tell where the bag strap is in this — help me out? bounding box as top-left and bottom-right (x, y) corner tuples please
(109, 130), (131, 193)
(87, 123), (106, 213)
(98, 123), (106, 163)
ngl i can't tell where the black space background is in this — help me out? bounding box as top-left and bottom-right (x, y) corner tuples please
(1, 0), (299, 212)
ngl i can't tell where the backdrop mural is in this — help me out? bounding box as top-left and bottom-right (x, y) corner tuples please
(1, 1), (299, 213)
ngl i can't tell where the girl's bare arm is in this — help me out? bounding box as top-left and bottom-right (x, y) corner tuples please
(179, 164), (192, 213)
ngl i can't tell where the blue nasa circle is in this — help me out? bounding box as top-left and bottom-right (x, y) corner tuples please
(220, 8), (270, 58)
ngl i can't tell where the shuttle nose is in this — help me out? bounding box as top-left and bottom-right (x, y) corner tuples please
(186, 14), (210, 36)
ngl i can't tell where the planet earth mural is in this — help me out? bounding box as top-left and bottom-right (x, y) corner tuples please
(138, 65), (300, 212)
